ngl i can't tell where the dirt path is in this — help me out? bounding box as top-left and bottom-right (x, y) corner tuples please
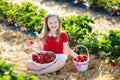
(7, 0), (120, 34)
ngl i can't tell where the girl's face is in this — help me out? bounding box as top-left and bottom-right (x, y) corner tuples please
(47, 16), (59, 33)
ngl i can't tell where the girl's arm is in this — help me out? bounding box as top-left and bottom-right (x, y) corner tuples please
(63, 42), (78, 58)
(26, 40), (44, 53)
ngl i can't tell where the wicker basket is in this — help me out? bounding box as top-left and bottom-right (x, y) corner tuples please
(73, 45), (90, 72)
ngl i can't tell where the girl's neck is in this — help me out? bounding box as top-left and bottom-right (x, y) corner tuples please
(48, 31), (56, 37)
(49, 31), (56, 34)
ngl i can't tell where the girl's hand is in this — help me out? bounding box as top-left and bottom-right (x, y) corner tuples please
(26, 40), (34, 47)
(73, 53), (78, 58)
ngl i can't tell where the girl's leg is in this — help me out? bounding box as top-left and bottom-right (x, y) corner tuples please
(27, 54), (68, 75)
(25, 60), (43, 71)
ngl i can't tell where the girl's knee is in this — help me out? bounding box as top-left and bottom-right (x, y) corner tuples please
(55, 60), (66, 68)
(25, 60), (32, 67)
(56, 57), (67, 65)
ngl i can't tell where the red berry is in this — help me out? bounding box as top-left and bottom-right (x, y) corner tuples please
(110, 62), (117, 67)
(89, 66), (95, 70)
(71, 67), (76, 73)
(94, 56), (99, 60)
(29, 40), (33, 45)
(74, 55), (88, 62)
(32, 52), (56, 64)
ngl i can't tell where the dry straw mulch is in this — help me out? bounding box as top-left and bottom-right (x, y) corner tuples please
(0, 24), (120, 80)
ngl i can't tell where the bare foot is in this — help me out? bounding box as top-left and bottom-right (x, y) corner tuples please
(27, 70), (39, 75)
(50, 70), (60, 75)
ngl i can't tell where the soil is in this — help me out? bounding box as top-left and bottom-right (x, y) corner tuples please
(1, 0), (120, 80)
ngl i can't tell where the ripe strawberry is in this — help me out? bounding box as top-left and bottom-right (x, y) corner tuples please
(83, 55), (88, 61)
(29, 40), (33, 45)
(94, 56), (99, 60)
(32, 52), (56, 64)
(89, 66), (95, 70)
(51, 57), (55, 61)
(74, 55), (88, 62)
(71, 67), (76, 73)
(110, 62), (117, 67)
(74, 57), (79, 62)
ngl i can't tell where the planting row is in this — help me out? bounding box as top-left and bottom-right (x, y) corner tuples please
(57, 0), (120, 16)
(0, 0), (47, 37)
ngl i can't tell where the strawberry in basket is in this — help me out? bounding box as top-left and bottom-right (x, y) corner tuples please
(74, 54), (88, 62)
(32, 51), (56, 64)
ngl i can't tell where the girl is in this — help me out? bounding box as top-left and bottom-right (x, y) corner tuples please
(25, 12), (78, 75)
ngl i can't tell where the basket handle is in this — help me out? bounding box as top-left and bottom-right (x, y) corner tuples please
(74, 45), (89, 59)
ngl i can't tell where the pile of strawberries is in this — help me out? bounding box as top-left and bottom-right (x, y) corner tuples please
(74, 54), (88, 62)
(32, 52), (56, 64)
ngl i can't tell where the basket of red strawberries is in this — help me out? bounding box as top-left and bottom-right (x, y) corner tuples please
(73, 45), (90, 72)
(30, 51), (57, 68)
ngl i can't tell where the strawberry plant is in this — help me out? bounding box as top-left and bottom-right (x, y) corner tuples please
(102, 0), (120, 15)
(6, 3), (20, 26)
(17, 3), (46, 33)
(6, 4), (24, 27)
(0, 0), (10, 20)
(16, 2), (38, 30)
(23, 12), (37, 31)
(79, 31), (100, 55)
(98, 39), (112, 53)
(25, 9), (47, 33)
(0, 61), (14, 77)
(87, 0), (120, 16)
(62, 14), (94, 47)
(0, 0), (47, 35)
(0, 0), (15, 26)
(87, 0), (104, 8)
(0, 61), (38, 80)
(20, 2), (38, 13)
(98, 30), (120, 62)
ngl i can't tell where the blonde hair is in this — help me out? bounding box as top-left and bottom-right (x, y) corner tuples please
(40, 12), (62, 43)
